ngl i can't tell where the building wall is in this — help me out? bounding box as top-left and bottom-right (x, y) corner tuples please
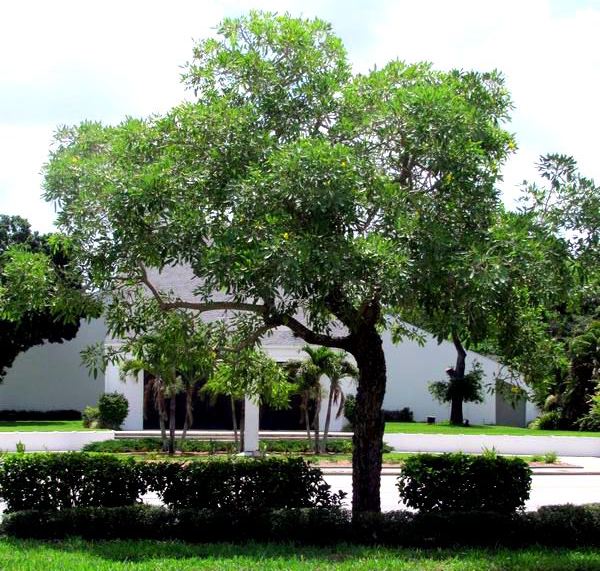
(1, 315), (536, 430)
(0, 318), (106, 412)
(381, 329), (500, 425)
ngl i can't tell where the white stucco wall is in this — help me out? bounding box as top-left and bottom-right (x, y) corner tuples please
(0, 431), (114, 452)
(0, 318), (106, 412)
(382, 329), (500, 425)
(104, 345), (145, 430)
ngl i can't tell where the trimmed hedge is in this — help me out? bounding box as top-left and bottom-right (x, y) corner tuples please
(382, 407), (414, 422)
(147, 457), (345, 511)
(4, 504), (600, 547)
(397, 453), (531, 513)
(0, 453), (343, 514)
(0, 453), (145, 513)
(82, 438), (361, 454)
(0, 409), (81, 421)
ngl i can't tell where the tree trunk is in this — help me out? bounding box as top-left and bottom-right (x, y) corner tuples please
(181, 387), (194, 443)
(450, 333), (467, 426)
(168, 391), (177, 456)
(157, 392), (168, 453)
(240, 399), (245, 452)
(314, 390), (322, 454)
(323, 383), (335, 453)
(231, 396), (239, 448)
(350, 326), (387, 513)
(303, 397), (312, 444)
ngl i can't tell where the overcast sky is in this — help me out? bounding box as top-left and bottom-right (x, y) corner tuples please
(1, 0), (598, 233)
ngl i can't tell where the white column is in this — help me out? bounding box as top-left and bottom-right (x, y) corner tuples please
(104, 357), (144, 430)
(243, 396), (260, 453)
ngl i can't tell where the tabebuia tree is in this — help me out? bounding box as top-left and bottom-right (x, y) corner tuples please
(0, 215), (95, 381)
(42, 12), (515, 511)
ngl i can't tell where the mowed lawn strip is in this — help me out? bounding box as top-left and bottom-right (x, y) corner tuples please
(0, 421), (105, 432)
(0, 539), (598, 570)
(385, 422), (600, 437)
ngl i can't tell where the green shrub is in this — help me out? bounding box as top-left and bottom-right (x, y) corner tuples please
(343, 394), (356, 427)
(82, 437), (358, 454)
(97, 392), (129, 429)
(1, 505), (173, 540)
(530, 410), (562, 430)
(383, 407), (414, 422)
(397, 453), (531, 514)
(0, 453), (145, 513)
(82, 406), (100, 428)
(145, 457), (345, 512)
(527, 504), (600, 547)
(0, 409), (81, 421)
(5, 504), (600, 547)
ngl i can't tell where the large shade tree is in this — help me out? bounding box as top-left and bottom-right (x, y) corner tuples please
(42, 12), (515, 512)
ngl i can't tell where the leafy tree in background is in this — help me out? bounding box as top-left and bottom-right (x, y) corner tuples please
(42, 12), (515, 511)
(202, 347), (293, 450)
(516, 155), (600, 428)
(0, 215), (94, 381)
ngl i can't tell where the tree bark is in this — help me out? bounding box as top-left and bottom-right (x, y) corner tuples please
(181, 387), (194, 442)
(231, 396), (239, 448)
(350, 326), (387, 513)
(168, 391), (177, 456)
(323, 382), (335, 452)
(313, 389), (322, 454)
(157, 391), (168, 453)
(240, 399), (245, 452)
(303, 397), (312, 444)
(450, 333), (467, 426)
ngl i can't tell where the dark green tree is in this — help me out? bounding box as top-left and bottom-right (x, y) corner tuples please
(0, 215), (92, 381)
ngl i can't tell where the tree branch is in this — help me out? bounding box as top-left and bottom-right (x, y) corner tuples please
(138, 264), (351, 350)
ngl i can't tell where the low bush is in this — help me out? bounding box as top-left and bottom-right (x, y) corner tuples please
(0, 409), (81, 421)
(146, 457), (345, 512)
(82, 437), (360, 454)
(397, 453), (531, 514)
(0, 453), (145, 513)
(383, 407), (414, 422)
(343, 394), (356, 427)
(81, 406), (100, 428)
(97, 392), (129, 429)
(530, 410), (563, 430)
(0, 453), (341, 516)
(5, 504), (600, 547)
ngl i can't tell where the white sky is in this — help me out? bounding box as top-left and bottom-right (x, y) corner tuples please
(1, 0), (599, 233)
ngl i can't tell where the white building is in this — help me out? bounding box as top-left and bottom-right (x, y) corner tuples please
(0, 268), (538, 429)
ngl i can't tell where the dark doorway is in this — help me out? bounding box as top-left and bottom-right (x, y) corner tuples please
(142, 372), (240, 430)
(260, 394), (314, 431)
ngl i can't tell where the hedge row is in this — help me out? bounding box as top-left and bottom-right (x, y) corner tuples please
(82, 438), (362, 454)
(398, 453), (532, 514)
(0, 409), (81, 421)
(0, 454), (344, 513)
(4, 504), (600, 547)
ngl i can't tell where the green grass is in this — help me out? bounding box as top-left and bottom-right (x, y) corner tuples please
(0, 539), (598, 570)
(385, 421), (600, 437)
(0, 420), (105, 432)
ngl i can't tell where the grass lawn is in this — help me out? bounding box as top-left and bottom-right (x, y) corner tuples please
(385, 421), (600, 437)
(0, 539), (598, 570)
(0, 420), (105, 432)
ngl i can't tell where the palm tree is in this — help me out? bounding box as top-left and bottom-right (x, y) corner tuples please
(322, 353), (358, 450)
(285, 346), (342, 453)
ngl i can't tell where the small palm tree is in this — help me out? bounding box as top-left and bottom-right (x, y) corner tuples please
(285, 346), (355, 453)
(322, 353), (358, 450)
